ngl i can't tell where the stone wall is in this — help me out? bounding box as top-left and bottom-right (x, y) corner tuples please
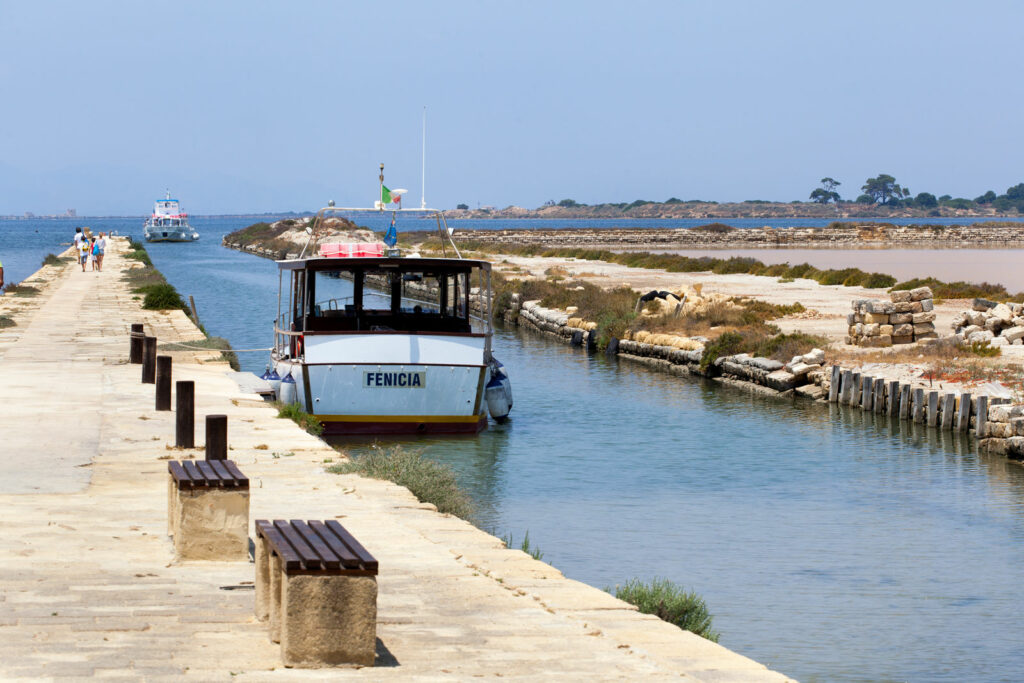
(846, 287), (936, 347)
(950, 298), (1024, 347)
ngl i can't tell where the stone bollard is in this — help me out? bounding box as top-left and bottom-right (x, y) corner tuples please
(129, 323), (144, 364)
(887, 380), (900, 417)
(141, 336), (157, 384)
(861, 376), (874, 411)
(205, 414), (228, 460)
(839, 370), (853, 405)
(957, 393), (972, 432)
(874, 378), (886, 414)
(176, 381), (195, 448)
(155, 355), (172, 411)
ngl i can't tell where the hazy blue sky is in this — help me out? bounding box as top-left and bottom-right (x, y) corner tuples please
(2, 1), (1022, 214)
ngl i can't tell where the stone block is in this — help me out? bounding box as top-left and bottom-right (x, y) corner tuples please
(909, 301), (924, 313)
(854, 322), (863, 336)
(968, 330), (994, 344)
(912, 311), (936, 324)
(892, 335), (914, 344)
(987, 422), (1012, 439)
(281, 573), (378, 667)
(879, 324), (894, 336)
(892, 301), (913, 313)
(992, 303), (1014, 322)
(950, 312), (967, 329)
(173, 488), (250, 561)
(849, 325), (858, 336)
(890, 312), (913, 324)
(890, 290), (912, 303)
(802, 348), (825, 365)
(920, 298), (934, 312)
(892, 323), (914, 337)
(989, 404), (1024, 422)
(915, 331), (938, 340)
(765, 369), (800, 391)
(973, 297), (997, 311)
(913, 323), (936, 335)
(1008, 436), (1024, 458)
(910, 286), (933, 301)
(984, 317), (1003, 333)
(1013, 316), (1024, 327)
(967, 311), (987, 326)
(862, 335), (892, 347)
(847, 313), (857, 326)
(962, 324), (983, 337)
(863, 323), (880, 337)
(788, 362), (815, 376)
(1013, 418), (1024, 436)
(990, 336), (1009, 347)
(864, 312), (889, 324)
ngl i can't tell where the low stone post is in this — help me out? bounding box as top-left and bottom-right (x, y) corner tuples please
(176, 381), (195, 448)
(129, 323), (144, 364)
(927, 391), (939, 427)
(141, 336), (157, 384)
(155, 355), (172, 411)
(874, 378), (886, 414)
(206, 414), (228, 461)
(957, 393), (972, 432)
(887, 380), (900, 417)
(840, 370), (853, 405)
(851, 372), (862, 405)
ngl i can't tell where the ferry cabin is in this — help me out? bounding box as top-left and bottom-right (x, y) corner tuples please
(272, 256), (494, 435)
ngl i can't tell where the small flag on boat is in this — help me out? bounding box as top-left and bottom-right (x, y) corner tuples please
(383, 214), (398, 247)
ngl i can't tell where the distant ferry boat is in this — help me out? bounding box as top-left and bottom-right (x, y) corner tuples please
(144, 192), (199, 242)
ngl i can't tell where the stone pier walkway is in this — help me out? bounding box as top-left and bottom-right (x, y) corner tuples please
(0, 240), (794, 681)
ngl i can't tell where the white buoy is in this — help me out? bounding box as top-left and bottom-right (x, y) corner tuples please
(278, 372), (297, 405)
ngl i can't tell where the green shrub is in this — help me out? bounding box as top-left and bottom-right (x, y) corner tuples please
(275, 401), (324, 436)
(42, 253), (67, 267)
(753, 332), (829, 361)
(860, 272), (897, 288)
(502, 530), (544, 560)
(125, 239), (153, 266)
(141, 283), (187, 311)
(0, 315), (15, 328)
(611, 578), (719, 642)
(3, 284), (39, 297)
(328, 446), (474, 520)
(699, 331), (745, 372)
(968, 340), (1001, 357)
(690, 222), (736, 233)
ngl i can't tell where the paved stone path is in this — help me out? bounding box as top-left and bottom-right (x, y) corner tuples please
(0, 240), (794, 681)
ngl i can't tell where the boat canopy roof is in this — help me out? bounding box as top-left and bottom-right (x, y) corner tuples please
(276, 256), (491, 273)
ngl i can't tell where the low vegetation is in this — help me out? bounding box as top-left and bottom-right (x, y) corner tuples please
(610, 578), (719, 642)
(501, 530), (544, 561)
(2, 284), (40, 297)
(161, 336), (240, 370)
(42, 253), (70, 267)
(889, 276), (1023, 302)
(0, 315), (15, 328)
(275, 401), (324, 436)
(327, 446), (474, 520)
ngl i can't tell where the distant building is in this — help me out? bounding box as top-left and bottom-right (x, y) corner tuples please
(65, 209), (77, 217)
(24, 211), (35, 218)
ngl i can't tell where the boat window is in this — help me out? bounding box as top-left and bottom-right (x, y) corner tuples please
(303, 266), (473, 333)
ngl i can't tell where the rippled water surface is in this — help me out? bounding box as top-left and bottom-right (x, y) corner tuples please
(4, 217), (1024, 682)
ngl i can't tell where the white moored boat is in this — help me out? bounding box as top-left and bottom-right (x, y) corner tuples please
(144, 191), (199, 242)
(269, 177), (512, 435)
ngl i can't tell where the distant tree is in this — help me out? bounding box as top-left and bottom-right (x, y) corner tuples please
(665, 197), (684, 204)
(456, 203), (469, 210)
(942, 197), (973, 210)
(855, 194), (875, 204)
(542, 200), (556, 207)
(1006, 183), (1024, 200)
(557, 198), (579, 208)
(914, 192), (938, 208)
(809, 177), (842, 204)
(939, 194), (952, 201)
(861, 174), (909, 205)
(974, 190), (997, 204)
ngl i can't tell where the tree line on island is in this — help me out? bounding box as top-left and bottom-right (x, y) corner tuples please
(454, 175), (1024, 215)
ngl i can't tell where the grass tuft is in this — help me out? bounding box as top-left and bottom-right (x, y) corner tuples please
(0, 315), (15, 328)
(3, 283), (40, 297)
(327, 446), (474, 520)
(610, 578), (719, 642)
(275, 401), (324, 436)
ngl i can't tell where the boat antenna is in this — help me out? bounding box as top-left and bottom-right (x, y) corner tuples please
(421, 106), (427, 210)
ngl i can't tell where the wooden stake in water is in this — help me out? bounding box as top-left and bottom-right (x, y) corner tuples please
(957, 393), (972, 432)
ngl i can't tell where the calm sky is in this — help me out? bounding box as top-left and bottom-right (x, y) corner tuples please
(1, 1), (1022, 215)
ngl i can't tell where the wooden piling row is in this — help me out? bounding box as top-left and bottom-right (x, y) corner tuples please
(827, 364), (1000, 439)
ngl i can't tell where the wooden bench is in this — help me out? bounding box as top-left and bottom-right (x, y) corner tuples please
(255, 519), (379, 667)
(167, 459), (249, 561)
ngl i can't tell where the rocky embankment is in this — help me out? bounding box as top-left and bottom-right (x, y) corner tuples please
(456, 223), (1024, 249)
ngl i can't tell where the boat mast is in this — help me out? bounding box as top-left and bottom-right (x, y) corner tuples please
(421, 107), (427, 210)
(379, 163), (385, 212)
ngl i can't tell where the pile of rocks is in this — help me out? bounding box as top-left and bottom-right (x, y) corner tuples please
(951, 299), (1024, 347)
(846, 286), (936, 347)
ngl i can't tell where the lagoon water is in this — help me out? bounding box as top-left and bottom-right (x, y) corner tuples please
(4, 216), (1024, 682)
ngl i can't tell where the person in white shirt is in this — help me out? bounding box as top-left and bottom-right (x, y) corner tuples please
(95, 232), (107, 272)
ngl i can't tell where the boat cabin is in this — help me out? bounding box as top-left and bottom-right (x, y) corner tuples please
(274, 256), (493, 358)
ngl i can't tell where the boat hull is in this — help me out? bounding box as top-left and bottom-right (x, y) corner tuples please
(318, 414), (487, 436)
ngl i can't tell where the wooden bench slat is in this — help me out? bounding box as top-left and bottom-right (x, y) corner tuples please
(195, 460), (222, 486)
(274, 520), (323, 570)
(222, 460), (249, 487)
(309, 521), (361, 569)
(325, 520), (378, 572)
(182, 460), (204, 485)
(291, 520), (342, 570)
(207, 459), (235, 486)
(256, 520), (302, 570)
(168, 461), (192, 488)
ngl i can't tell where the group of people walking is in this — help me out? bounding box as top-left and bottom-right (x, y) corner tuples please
(73, 227), (106, 272)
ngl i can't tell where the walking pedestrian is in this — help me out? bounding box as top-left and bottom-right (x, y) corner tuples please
(91, 237), (102, 272)
(77, 234), (90, 272)
(73, 226), (83, 249)
(95, 232), (107, 272)
(0, 257), (4, 290)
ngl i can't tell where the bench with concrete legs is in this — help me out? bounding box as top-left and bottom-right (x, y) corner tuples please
(255, 519), (379, 667)
(167, 459), (249, 561)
